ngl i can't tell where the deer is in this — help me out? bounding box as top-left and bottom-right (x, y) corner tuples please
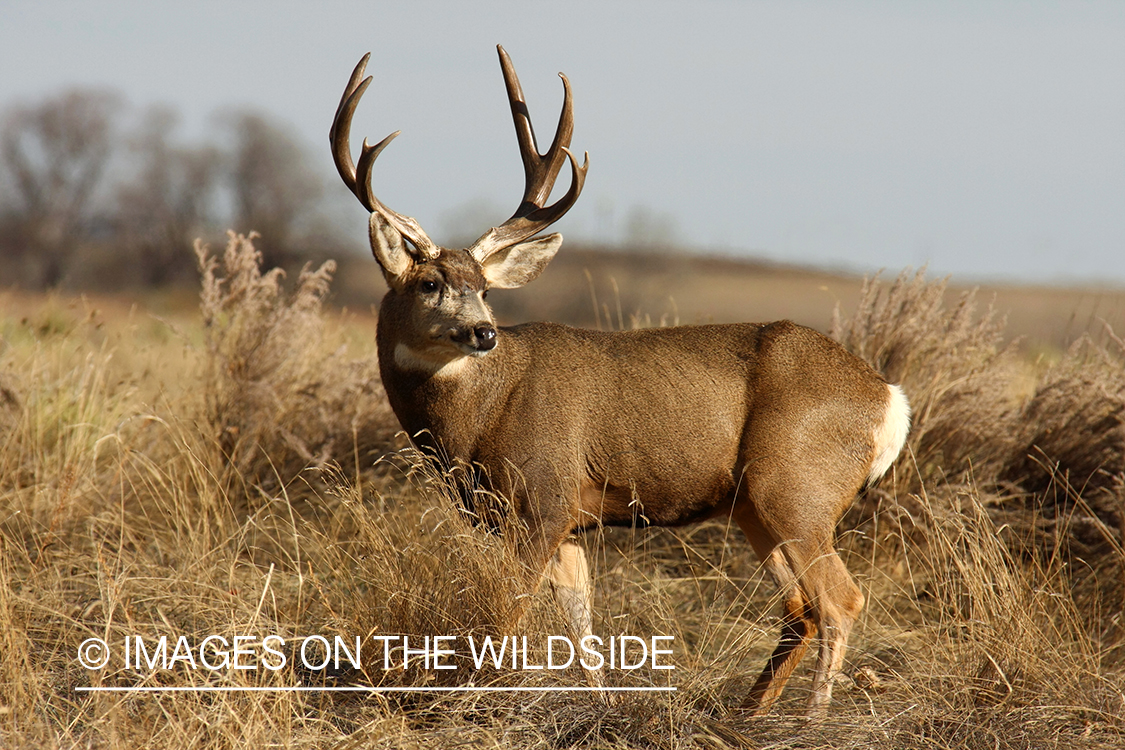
(330, 45), (910, 717)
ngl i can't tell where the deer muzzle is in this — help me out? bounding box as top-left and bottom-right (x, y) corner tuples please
(451, 324), (497, 355)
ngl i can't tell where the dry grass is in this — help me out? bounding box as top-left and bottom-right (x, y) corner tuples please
(1, 238), (1124, 748)
(195, 232), (398, 504)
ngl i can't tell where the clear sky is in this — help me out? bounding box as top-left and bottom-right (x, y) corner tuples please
(2, 1), (1123, 285)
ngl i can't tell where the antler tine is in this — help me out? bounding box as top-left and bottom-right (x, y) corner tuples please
(330, 54), (371, 199)
(539, 73), (576, 204)
(355, 133), (438, 257)
(330, 53), (439, 259)
(468, 46), (588, 262)
(497, 46), (572, 207)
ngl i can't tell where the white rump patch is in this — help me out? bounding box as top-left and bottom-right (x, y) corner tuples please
(868, 383), (911, 485)
(394, 343), (473, 378)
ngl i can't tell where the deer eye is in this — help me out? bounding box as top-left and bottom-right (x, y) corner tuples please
(420, 279), (440, 294)
(482, 290), (489, 300)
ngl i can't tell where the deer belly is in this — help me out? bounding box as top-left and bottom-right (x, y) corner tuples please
(579, 467), (736, 528)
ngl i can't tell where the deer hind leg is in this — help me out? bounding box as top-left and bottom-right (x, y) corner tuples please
(736, 524), (816, 714)
(764, 532), (864, 717)
(800, 546), (864, 717)
(736, 505), (864, 717)
(544, 538), (606, 693)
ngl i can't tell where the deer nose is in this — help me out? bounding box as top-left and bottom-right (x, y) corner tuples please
(474, 325), (497, 351)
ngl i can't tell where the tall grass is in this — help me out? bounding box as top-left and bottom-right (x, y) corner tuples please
(0, 240), (1123, 747)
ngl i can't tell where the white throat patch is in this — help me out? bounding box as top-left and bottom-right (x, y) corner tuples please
(393, 343), (473, 378)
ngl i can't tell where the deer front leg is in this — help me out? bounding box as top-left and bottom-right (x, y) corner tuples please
(544, 538), (606, 695)
(506, 476), (607, 696)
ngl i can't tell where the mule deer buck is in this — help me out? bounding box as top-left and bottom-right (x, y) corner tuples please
(331, 46), (910, 716)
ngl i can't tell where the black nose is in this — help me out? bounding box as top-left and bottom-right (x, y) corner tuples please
(475, 325), (497, 351)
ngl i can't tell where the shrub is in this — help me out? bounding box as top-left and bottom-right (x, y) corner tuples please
(195, 232), (398, 504)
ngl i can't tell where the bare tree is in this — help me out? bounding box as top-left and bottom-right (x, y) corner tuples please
(0, 89), (122, 287)
(222, 111), (329, 269)
(115, 106), (221, 285)
(0, 91), (352, 289)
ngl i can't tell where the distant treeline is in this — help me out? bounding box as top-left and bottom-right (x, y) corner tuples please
(0, 88), (357, 290)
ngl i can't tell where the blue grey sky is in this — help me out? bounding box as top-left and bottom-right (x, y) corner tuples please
(2, 1), (1123, 284)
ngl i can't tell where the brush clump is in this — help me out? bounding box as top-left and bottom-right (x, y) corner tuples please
(195, 232), (398, 503)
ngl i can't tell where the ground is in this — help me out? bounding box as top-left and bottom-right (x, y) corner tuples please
(1, 239), (1123, 748)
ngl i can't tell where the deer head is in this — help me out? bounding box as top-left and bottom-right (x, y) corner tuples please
(330, 46), (588, 369)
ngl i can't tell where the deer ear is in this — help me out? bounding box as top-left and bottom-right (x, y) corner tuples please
(369, 213), (413, 282)
(480, 233), (563, 289)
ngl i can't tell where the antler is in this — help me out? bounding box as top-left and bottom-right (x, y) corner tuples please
(331, 53), (440, 260)
(467, 45), (589, 262)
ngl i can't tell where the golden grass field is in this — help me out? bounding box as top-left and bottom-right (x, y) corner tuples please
(2, 235), (1125, 748)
